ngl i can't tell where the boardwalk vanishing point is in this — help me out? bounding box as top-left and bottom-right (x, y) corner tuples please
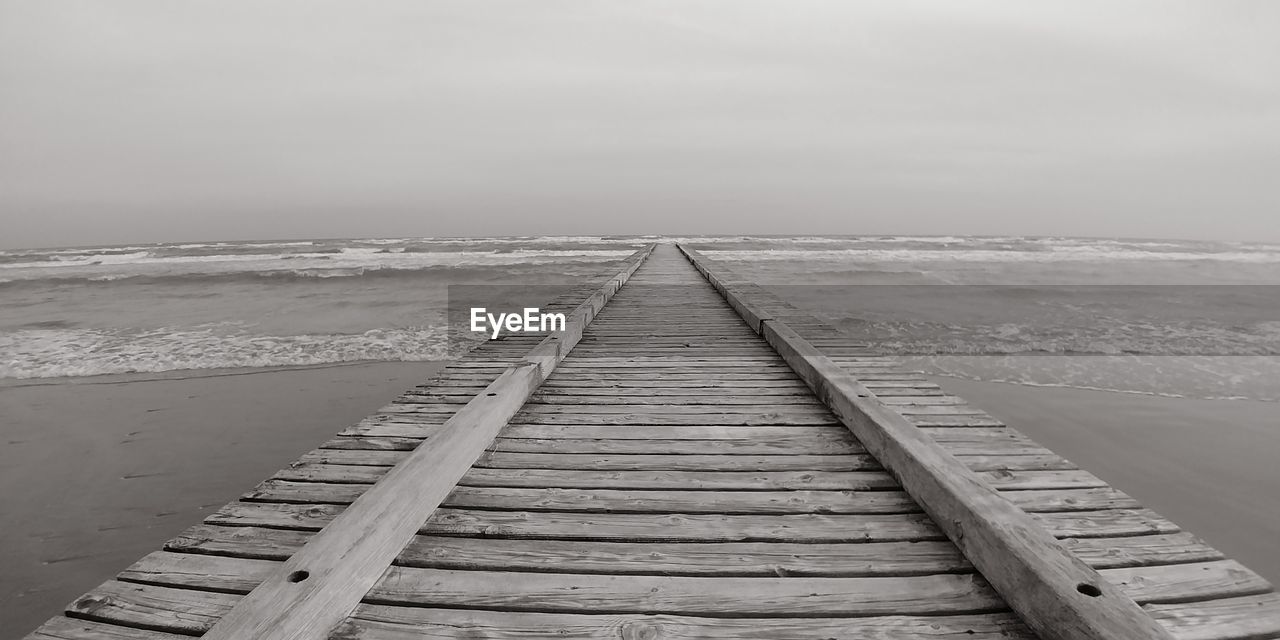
(27, 244), (1280, 640)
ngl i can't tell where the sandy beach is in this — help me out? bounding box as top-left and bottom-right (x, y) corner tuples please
(0, 361), (445, 639)
(935, 376), (1280, 585)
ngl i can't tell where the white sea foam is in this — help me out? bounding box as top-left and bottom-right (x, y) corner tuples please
(701, 248), (1280, 263)
(4, 235), (1278, 396)
(0, 249), (636, 283)
(0, 326), (456, 379)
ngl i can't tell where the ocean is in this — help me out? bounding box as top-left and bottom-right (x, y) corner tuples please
(3, 235), (1278, 401)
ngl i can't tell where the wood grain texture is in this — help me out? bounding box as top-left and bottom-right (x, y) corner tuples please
(365, 567), (1006, 616)
(1145, 593), (1280, 640)
(338, 605), (1037, 640)
(25, 617), (190, 640)
(113, 551), (1267, 614)
(164, 526), (1224, 574)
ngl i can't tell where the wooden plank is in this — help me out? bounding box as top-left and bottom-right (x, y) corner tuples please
(199, 246), (656, 640)
(1103, 560), (1273, 604)
(396, 536), (971, 576)
(540, 378), (813, 388)
(274, 463), (386, 484)
(338, 606), (1037, 640)
(25, 617), (190, 640)
(1145, 593), (1280, 640)
(1033, 509), (1180, 538)
(207, 503), (947, 541)
(119, 551), (276, 594)
(678, 245), (1178, 640)
(978, 469), (1107, 490)
(513, 404), (837, 415)
(365, 567), (1006, 616)
(499, 424), (855, 441)
(489, 436), (863, 456)
(117, 552), (1267, 615)
(458, 468), (900, 490)
(532, 361), (801, 368)
(470, 450), (1073, 472)
(526, 394), (825, 405)
(396, 534), (1225, 576)
(64, 581), (236, 635)
(430, 509), (940, 543)
(909, 416), (1008, 427)
(441, 486), (921, 514)
(508, 413), (842, 425)
(991, 488), (1140, 512)
(167, 526), (1224, 575)
(246, 480), (1136, 515)
(1064, 534), (1225, 569)
(321, 437), (424, 451)
(296, 449), (406, 467)
(459, 466), (1107, 491)
(245, 480), (367, 504)
(167, 524), (313, 560)
(473, 452), (882, 471)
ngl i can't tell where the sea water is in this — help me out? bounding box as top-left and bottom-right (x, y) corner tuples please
(2, 235), (1278, 401)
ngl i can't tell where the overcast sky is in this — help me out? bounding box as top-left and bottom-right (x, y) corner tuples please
(1, 1), (1278, 248)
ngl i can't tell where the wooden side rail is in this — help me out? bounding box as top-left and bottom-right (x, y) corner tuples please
(201, 244), (655, 640)
(676, 244), (1176, 640)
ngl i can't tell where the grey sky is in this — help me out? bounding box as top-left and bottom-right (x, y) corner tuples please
(2, 1), (1278, 249)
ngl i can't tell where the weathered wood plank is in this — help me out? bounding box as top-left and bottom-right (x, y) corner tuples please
(274, 463), (386, 484)
(441, 486), (922, 514)
(469, 451), (1075, 472)
(64, 581), (236, 635)
(208, 503), (948, 542)
(167, 524), (314, 560)
(540, 378), (814, 388)
(166, 525), (1224, 576)
(120, 552), (1262, 616)
(397, 536), (971, 576)
(461, 466), (1108, 491)
(247, 479), (1137, 514)
(489, 437), (864, 456)
(1145, 593), (1280, 640)
(366, 567), (1006, 616)
(473, 452), (883, 471)
(513, 404), (837, 415)
(526, 395), (826, 405)
(1107, 560), (1273, 604)
(509, 412), (842, 426)
(458, 468), (899, 490)
(338, 606), (1036, 640)
(25, 617), (190, 640)
(499, 424), (856, 441)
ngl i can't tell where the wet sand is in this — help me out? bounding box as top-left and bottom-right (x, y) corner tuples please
(0, 361), (446, 639)
(936, 377), (1280, 585)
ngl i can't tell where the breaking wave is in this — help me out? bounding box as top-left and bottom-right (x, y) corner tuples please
(0, 325), (458, 379)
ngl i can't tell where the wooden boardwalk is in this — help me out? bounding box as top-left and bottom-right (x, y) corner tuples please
(27, 244), (1280, 640)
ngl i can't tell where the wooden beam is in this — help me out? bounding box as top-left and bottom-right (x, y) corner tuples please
(676, 244), (1178, 640)
(199, 245), (654, 640)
